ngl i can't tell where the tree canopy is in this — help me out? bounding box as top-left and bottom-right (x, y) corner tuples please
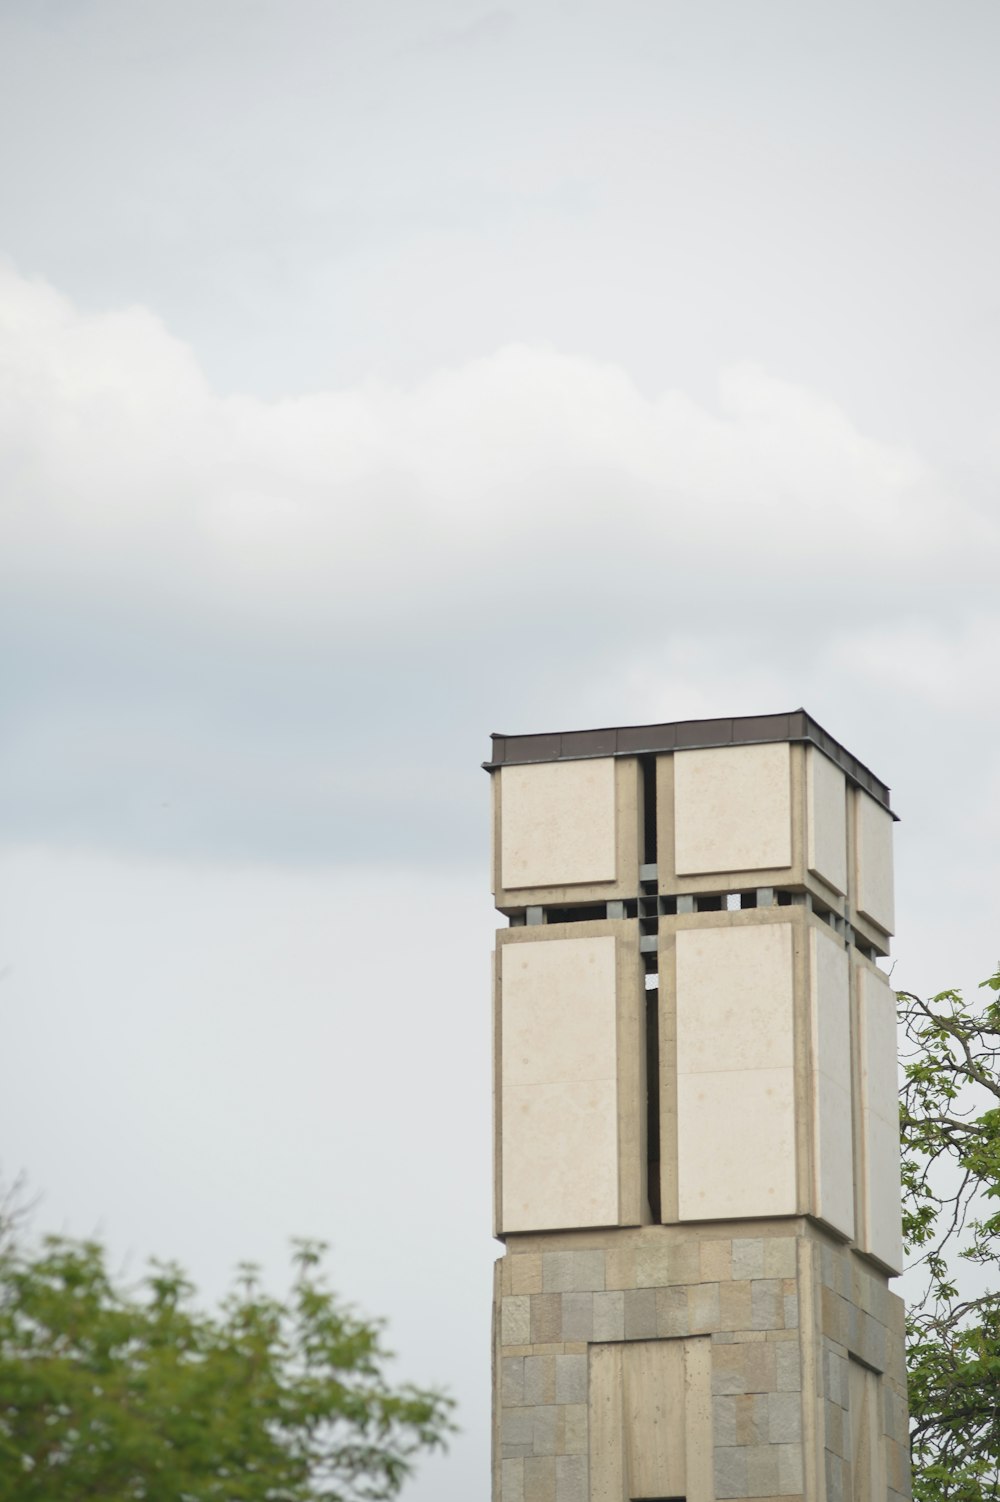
(0, 1205), (454, 1502)
(899, 965), (1000, 1502)
(8, 969), (1000, 1500)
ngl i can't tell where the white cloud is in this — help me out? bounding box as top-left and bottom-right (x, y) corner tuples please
(2, 262), (997, 872)
(1, 262), (989, 633)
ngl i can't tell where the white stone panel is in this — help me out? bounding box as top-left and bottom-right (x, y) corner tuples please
(675, 923), (797, 1221)
(500, 936), (620, 1232)
(676, 1067), (797, 1220)
(816, 1074), (855, 1238)
(862, 1110), (904, 1275)
(857, 965), (903, 1272)
(855, 793), (895, 935)
(500, 757), (616, 889)
(501, 1079), (619, 1231)
(811, 929), (852, 1094)
(810, 929), (854, 1236)
(675, 924), (794, 1074)
(807, 748), (848, 895)
(859, 966), (899, 1126)
(674, 742), (793, 875)
(502, 936), (617, 1087)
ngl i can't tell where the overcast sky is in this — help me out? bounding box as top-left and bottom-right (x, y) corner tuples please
(1, 2), (999, 1496)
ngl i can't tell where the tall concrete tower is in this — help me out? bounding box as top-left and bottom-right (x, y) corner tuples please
(487, 711), (909, 1502)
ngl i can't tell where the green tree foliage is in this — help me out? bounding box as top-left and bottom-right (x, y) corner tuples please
(898, 966), (1000, 1502)
(0, 1203), (454, 1501)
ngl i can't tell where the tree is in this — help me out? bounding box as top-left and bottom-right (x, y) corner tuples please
(0, 1200), (454, 1501)
(898, 965), (1000, 1502)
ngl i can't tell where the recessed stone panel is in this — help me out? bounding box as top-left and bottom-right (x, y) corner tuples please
(807, 748), (848, 896)
(855, 793), (895, 935)
(590, 1336), (712, 1502)
(674, 743), (793, 876)
(849, 1356), (887, 1502)
(500, 757), (617, 890)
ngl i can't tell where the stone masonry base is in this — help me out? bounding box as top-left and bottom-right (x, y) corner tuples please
(492, 1220), (909, 1502)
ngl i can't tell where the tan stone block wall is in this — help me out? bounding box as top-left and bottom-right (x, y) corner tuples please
(816, 1239), (910, 1502)
(493, 1224), (910, 1502)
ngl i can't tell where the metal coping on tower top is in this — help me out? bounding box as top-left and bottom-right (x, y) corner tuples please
(483, 708), (896, 816)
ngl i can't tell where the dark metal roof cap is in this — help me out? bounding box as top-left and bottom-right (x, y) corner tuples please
(484, 708), (896, 816)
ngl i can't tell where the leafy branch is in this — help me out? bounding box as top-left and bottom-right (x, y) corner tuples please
(899, 967), (1000, 1502)
(0, 1199), (455, 1502)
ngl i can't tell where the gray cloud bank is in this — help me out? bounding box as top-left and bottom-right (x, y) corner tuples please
(2, 263), (996, 877)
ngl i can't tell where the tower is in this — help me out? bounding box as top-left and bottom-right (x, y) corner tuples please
(487, 711), (909, 1502)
